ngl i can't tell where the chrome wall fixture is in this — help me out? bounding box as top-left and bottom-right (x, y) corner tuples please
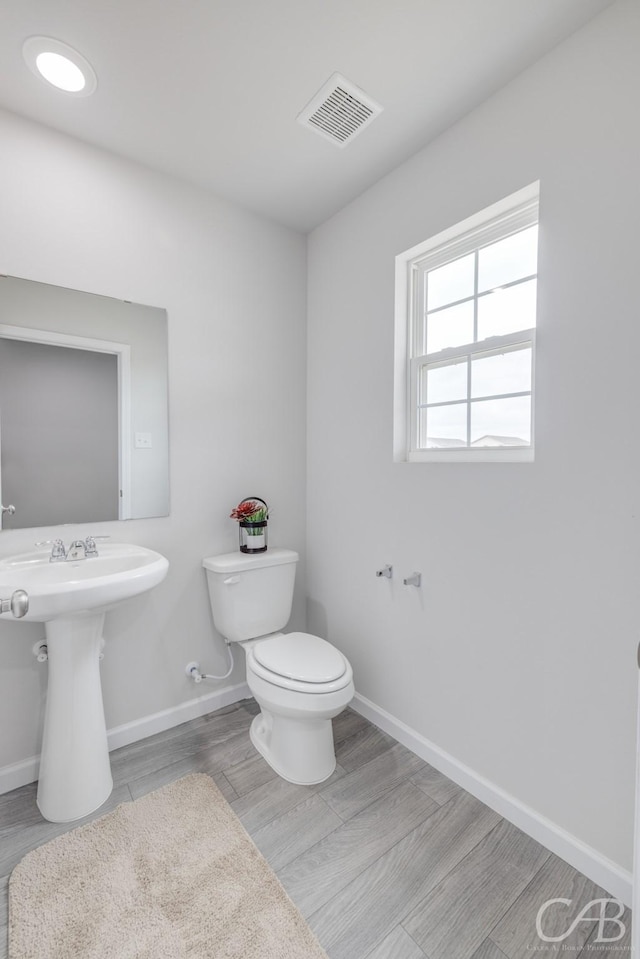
(403, 572), (422, 587)
(376, 565), (422, 586)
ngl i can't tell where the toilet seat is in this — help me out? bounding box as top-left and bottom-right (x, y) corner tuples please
(247, 632), (352, 694)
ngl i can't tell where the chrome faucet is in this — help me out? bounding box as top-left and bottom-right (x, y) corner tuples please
(66, 540), (86, 561)
(36, 535), (109, 562)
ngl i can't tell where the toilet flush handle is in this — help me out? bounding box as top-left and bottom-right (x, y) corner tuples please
(223, 576), (240, 585)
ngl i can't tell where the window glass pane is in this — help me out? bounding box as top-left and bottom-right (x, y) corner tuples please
(477, 279), (537, 340)
(427, 253), (474, 311)
(470, 396), (531, 446)
(426, 300), (474, 354)
(421, 359), (468, 405)
(419, 402), (467, 449)
(471, 347), (532, 399)
(478, 225), (538, 293)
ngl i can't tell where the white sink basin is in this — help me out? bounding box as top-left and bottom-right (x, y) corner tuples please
(0, 542), (168, 621)
(0, 541), (169, 823)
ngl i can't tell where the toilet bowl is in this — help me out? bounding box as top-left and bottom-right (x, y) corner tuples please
(245, 631), (354, 783)
(203, 549), (354, 785)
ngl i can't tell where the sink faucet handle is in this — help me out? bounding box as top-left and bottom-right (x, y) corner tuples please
(51, 539), (66, 562)
(84, 536), (98, 557)
(35, 539), (66, 562)
(84, 535), (109, 558)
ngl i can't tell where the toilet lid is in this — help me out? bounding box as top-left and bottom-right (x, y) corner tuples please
(253, 632), (347, 684)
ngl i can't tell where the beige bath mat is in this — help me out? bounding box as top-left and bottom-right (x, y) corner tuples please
(9, 774), (328, 959)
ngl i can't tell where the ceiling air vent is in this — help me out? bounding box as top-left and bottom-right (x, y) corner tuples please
(297, 73), (383, 148)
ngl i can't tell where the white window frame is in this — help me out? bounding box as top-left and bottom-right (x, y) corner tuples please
(394, 182), (540, 463)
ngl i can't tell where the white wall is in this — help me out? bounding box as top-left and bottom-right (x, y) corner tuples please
(307, 0), (639, 872)
(0, 109), (307, 771)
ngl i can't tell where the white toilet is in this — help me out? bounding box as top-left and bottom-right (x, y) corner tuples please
(203, 548), (354, 785)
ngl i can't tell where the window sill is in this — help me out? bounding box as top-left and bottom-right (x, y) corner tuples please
(405, 447), (534, 464)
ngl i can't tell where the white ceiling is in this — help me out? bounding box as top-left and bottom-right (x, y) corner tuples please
(0, 0), (615, 232)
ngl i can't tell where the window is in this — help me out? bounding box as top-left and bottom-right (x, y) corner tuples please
(394, 183), (539, 462)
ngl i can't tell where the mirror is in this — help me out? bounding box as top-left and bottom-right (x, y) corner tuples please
(0, 275), (169, 529)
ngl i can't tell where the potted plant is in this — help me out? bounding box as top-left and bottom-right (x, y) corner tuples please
(230, 497), (268, 553)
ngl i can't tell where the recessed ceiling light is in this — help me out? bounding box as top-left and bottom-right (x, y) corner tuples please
(23, 36), (97, 96)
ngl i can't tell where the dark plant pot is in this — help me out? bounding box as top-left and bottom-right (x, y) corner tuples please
(239, 520), (267, 553)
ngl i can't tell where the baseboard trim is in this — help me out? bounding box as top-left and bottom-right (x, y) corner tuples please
(0, 681), (251, 797)
(0, 755), (40, 797)
(352, 691), (632, 907)
(106, 681), (251, 751)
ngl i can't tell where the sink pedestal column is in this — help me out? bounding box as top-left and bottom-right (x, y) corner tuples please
(37, 612), (113, 822)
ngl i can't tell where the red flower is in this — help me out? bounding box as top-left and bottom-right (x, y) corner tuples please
(230, 500), (263, 521)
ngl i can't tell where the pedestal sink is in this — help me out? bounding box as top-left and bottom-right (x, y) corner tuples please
(0, 543), (169, 822)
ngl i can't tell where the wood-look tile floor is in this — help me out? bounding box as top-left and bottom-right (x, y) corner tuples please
(0, 700), (632, 958)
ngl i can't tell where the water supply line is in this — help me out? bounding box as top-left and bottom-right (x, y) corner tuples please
(185, 645), (235, 683)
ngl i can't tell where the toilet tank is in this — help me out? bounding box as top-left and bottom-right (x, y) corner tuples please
(203, 548), (299, 643)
